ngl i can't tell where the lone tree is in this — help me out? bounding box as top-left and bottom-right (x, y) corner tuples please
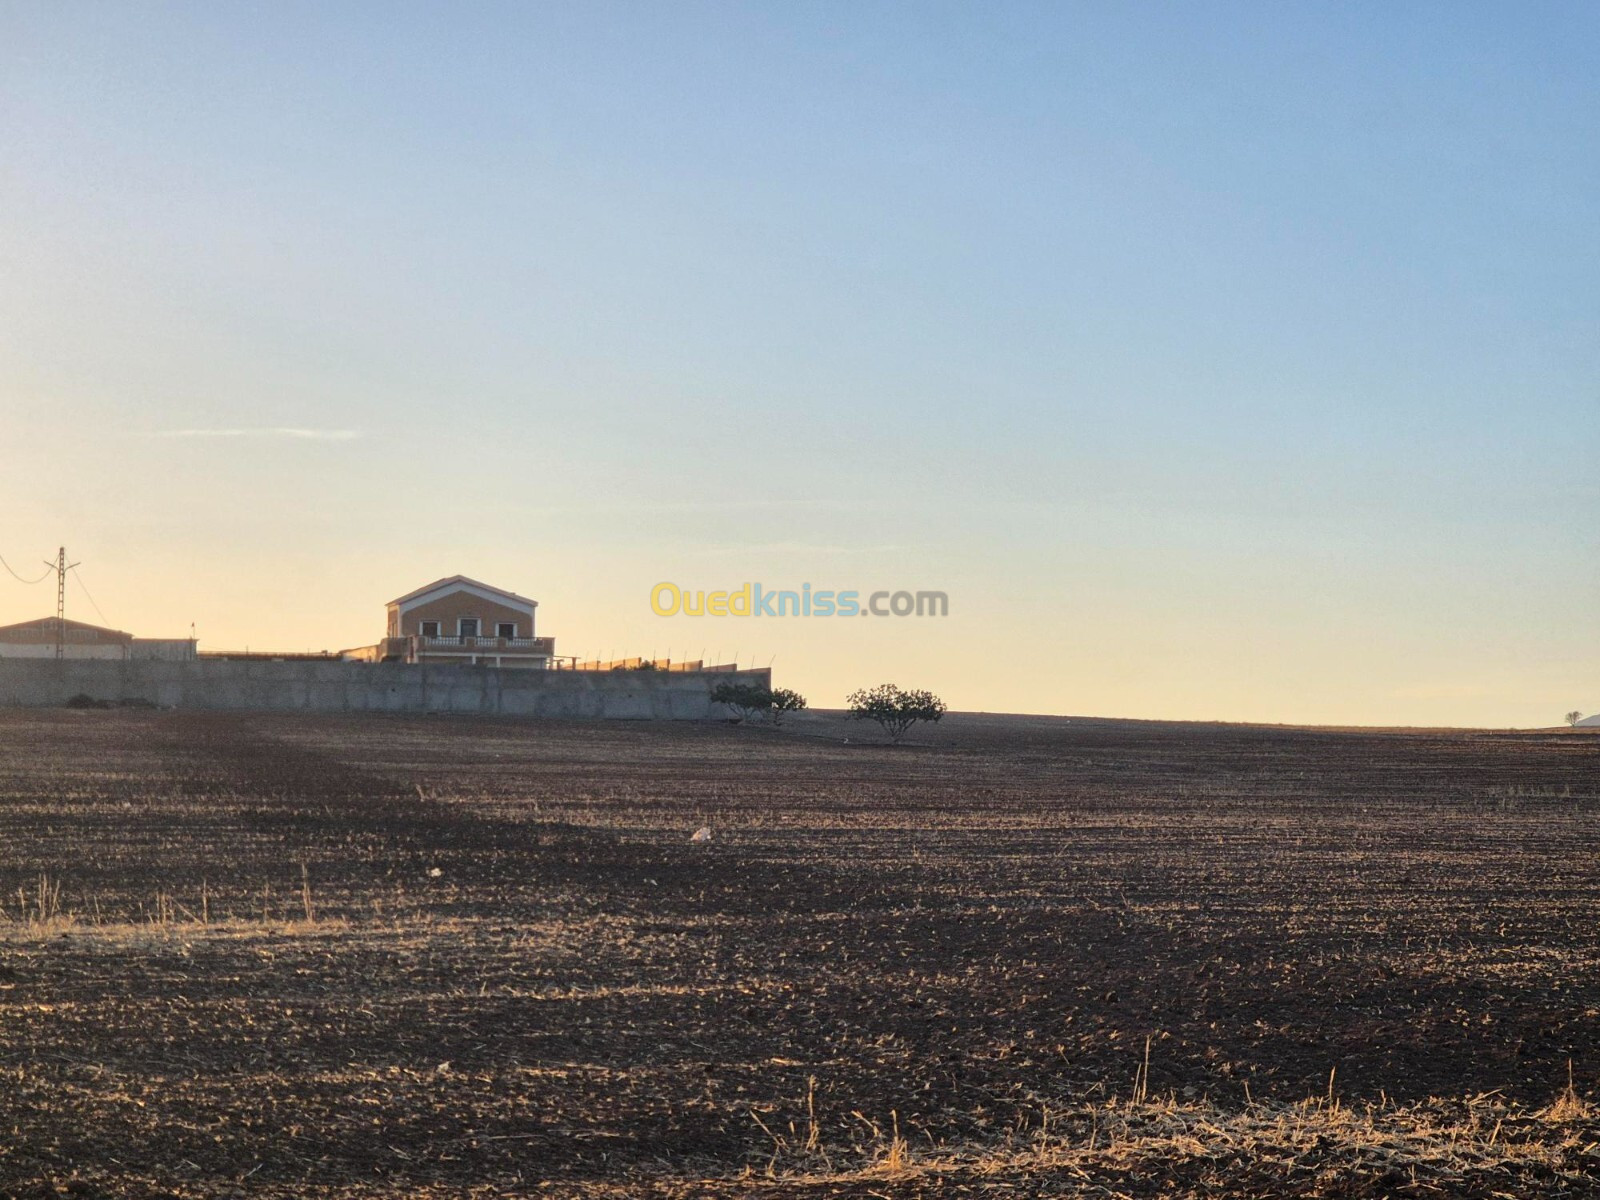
(711, 682), (808, 726)
(1566, 711), (1585, 727)
(768, 687), (808, 727)
(711, 682), (770, 722)
(846, 683), (946, 743)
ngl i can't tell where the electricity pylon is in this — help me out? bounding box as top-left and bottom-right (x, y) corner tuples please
(44, 547), (79, 659)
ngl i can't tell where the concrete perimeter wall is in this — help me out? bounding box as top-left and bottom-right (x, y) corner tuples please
(0, 659), (772, 720)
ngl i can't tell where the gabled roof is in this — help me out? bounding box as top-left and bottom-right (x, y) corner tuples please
(0, 616), (133, 642)
(387, 575), (537, 609)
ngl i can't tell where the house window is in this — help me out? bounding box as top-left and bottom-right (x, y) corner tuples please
(496, 622), (516, 639)
(419, 620), (441, 638)
(459, 618), (480, 638)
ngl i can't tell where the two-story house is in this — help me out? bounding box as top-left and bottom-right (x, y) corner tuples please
(371, 576), (555, 668)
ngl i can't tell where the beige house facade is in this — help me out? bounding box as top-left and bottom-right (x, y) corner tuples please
(357, 576), (555, 668)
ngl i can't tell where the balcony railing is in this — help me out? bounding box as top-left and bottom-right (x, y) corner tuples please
(415, 635), (544, 649)
(376, 634), (556, 664)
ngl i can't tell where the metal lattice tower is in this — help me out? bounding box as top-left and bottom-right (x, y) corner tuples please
(44, 547), (79, 660)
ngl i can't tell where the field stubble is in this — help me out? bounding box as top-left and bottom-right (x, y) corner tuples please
(1, 709), (1598, 1197)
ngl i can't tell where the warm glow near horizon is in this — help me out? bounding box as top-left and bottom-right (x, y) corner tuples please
(1, 4), (1595, 728)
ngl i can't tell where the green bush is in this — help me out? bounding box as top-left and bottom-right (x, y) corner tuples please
(846, 684), (946, 743)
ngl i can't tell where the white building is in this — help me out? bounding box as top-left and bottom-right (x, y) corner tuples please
(0, 617), (195, 661)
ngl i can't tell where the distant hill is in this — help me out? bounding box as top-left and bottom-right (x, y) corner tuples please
(1576, 713), (1600, 727)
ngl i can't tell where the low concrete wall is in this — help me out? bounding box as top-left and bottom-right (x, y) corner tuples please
(0, 659), (772, 720)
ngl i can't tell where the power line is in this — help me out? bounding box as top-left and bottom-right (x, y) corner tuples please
(69, 566), (111, 628)
(0, 551), (52, 585)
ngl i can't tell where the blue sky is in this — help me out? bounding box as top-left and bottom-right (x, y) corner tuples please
(1, 2), (1595, 724)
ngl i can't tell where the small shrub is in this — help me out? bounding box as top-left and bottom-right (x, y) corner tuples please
(710, 682), (772, 723)
(710, 683), (806, 725)
(769, 687), (807, 727)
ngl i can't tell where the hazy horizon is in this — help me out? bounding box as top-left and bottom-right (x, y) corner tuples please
(2, 2), (1596, 728)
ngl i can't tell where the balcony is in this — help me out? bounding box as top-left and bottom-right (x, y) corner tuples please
(416, 635), (546, 650)
(378, 634), (555, 663)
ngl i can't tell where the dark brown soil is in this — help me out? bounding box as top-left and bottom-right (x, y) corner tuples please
(2, 709), (1598, 1197)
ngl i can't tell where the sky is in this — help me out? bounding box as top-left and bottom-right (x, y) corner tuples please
(1, 1), (1596, 726)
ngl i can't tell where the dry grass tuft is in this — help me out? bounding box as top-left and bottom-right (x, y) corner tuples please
(1541, 1061), (1592, 1123)
(8, 872), (75, 935)
(754, 1089), (1600, 1196)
